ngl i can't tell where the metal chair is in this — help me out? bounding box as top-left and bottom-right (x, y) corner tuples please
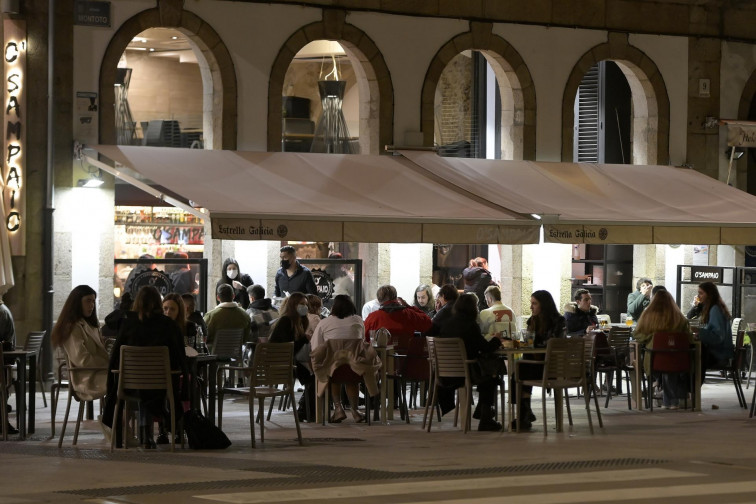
(643, 332), (695, 412)
(389, 333), (430, 423)
(0, 345), (11, 440)
(50, 359), (68, 437)
(109, 346), (181, 452)
(58, 355), (108, 448)
(22, 331), (47, 407)
(425, 337), (474, 433)
(517, 338), (598, 436)
(217, 342), (302, 448)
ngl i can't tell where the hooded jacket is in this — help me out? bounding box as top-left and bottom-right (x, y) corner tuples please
(216, 258), (253, 309)
(563, 302), (599, 334)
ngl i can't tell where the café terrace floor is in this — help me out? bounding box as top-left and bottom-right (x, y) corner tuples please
(2, 377), (756, 504)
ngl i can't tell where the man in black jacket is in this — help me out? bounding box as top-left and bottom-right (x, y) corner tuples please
(274, 246), (317, 297)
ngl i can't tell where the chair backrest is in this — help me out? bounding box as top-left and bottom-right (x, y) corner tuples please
(250, 342), (294, 388)
(398, 335), (430, 381)
(23, 331), (46, 355)
(582, 335), (595, 375)
(650, 332), (692, 373)
(733, 329), (747, 369)
(213, 328), (244, 361)
(542, 338), (585, 387)
(428, 337), (469, 380)
(0, 344), (7, 390)
(732, 318), (744, 345)
(116, 345), (173, 393)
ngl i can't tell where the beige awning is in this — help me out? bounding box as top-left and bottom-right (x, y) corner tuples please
(399, 150), (756, 245)
(89, 145), (540, 244)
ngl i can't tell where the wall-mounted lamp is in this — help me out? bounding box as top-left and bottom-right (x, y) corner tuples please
(725, 147), (745, 160)
(77, 167), (104, 188)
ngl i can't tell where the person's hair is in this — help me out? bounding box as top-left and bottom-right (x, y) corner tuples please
(51, 285), (98, 347)
(636, 277), (653, 291)
(133, 285), (164, 321)
(163, 292), (187, 335)
(452, 293), (479, 320)
(272, 292), (308, 339)
(474, 256), (488, 268)
(573, 288), (590, 302)
(217, 283), (234, 302)
(247, 284), (265, 300)
(306, 293), (322, 315)
(485, 285), (502, 302)
(280, 245), (295, 255)
(528, 290), (561, 334)
(376, 285), (398, 304)
(651, 285), (667, 296)
(438, 284), (459, 304)
(413, 284), (434, 310)
(635, 290), (687, 335)
(220, 257), (242, 285)
(699, 281), (731, 323)
(330, 294), (357, 318)
(181, 293), (195, 311)
(119, 291), (133, 311)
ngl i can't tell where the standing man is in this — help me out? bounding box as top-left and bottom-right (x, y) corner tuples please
(275, 245), (317, 297)
(462, 257), (495, 311)
(203, 284), (251, 351)
(627, 278), (653, 321)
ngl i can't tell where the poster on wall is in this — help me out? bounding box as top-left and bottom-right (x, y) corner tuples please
(75, 91), (98, 144)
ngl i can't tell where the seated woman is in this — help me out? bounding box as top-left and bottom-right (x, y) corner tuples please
(51, 285), (110, 435)
(163, 292), (198, 349)
(310, 295), (366, 423)
(440, 293), (502, 431)
(413, 284), (436, 319)
(513, 290), (566, 431)
(270, 292), (314, 422)
(103, 286), (187, 449)
(563, 288), (599, 336)
(695, 281), (733, 374)
(633, 289), (693, 409)
(305, 293), (323, 340)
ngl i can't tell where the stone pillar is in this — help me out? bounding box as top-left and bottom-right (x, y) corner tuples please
(686, 38), (721, 179)
(632, 244), (665, 288)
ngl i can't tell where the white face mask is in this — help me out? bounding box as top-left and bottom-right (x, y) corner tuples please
(227, 268), (238, 280)
(296, 304), (309, 317)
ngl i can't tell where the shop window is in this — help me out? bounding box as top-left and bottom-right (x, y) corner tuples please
(282, 41), (361, 154)
(116, 28), (204, 148)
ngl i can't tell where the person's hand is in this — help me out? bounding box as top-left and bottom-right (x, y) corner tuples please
(586, 325), (596, 334)
(232, 280), (243, 290)
(693, 295), (701, 306)
(397, 297), (409, 307)
(641, 283), (652, 298)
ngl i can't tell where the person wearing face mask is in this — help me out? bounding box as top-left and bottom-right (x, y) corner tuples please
(274, 245), (317, 297)
(216, 257), (254, 310)
(203, 284), (251, 351)
(270, 292), (315, 421)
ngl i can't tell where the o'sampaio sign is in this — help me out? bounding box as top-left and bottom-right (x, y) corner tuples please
(3, 20), (25, 255)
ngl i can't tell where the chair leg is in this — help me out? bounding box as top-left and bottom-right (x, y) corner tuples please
(110, 400), (121, 452)
(291, 389), (303, 446)
(583, 381), (594, 435)
(604, 370), (614, 408)
(58, 390), (74, 448)
(421, 380), (432, 429)
(453, 390), (459, 428)
(73, 400), (85, 445)
(249, 394), (256, 448)
(542, 388), (548, 437)
(625, 370), (632, 410)
(425, 383), (438, 432)
(258, 397), (265, 444)
(37, 367), (47, 408)
(565, 392), (573, 426)
(1, 396), (6, 441)
(217, 389), (224, 430)
(267, 390), (276, 421)
(50, 384), (59, 437)
(169, 400), (176, 453)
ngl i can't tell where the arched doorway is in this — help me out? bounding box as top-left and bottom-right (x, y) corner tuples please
(268, 11), (393, 155)
(99, 8), (236, 149)
(562, 35), (669, 165)
(421, 26), (536, 160)
(737, 70), (756, 196)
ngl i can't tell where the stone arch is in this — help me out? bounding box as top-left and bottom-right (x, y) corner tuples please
(561, 33), (669, 164)
(420, 23), (536, 160)
(99, 5), (237, 149)
(736, 69), (756, 192)
(737, 69), (756, 120)
(267, 10), (393, 155)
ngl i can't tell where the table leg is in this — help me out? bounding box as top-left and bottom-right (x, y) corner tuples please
(208, 361), (217, 424)
(387, 353), (395, 421)
(16, 354), (26, 439)
(190, 360), (199, 411)
(28, 354), (36, 434)
(695, 343), (702, 411)
(315, 378), (324, 424)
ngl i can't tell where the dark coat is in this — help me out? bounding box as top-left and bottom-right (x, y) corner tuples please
(439, 315), (501, 359)
(216, 258), (254, 309)
(563, 302), (599, 335)
(274, 262), (317, 297)
(462, 267), (494, 310)
(428, 302), (454, 336)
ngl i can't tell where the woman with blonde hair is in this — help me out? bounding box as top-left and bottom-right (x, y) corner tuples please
(634, 289), (693, 409)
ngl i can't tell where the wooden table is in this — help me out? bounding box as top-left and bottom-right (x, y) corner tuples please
(630, 341), (701, 411)
(496, 347), (547, 432)
(5, 350), (36, 438)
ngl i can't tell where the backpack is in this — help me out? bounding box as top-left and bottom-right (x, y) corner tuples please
(183, 409), (232, 450)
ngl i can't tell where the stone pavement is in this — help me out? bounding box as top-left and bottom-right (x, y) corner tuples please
(1, 378), (756, 503)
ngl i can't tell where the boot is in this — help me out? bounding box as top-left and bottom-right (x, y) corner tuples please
(511, 397), (533, 431)
(140, 425), (156, 449)
(477, 402), (502, 431)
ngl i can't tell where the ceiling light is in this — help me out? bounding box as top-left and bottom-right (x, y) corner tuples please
(149, 48), (155, 52)
(172, 36), (178, 40)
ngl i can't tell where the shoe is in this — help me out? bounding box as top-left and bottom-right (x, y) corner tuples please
(351, 409), (366, 423)
(472, 403), (481, 420)
(156, 432), (170, 445)
(510, 418), (532, 431)
(667, 404), (679, 410)
(330, 406), (347, 423)
(478, 420), (502, 432)
(5, 422), (18, 435)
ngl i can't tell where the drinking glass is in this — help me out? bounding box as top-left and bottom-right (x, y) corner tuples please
(625, 315), (633, 327)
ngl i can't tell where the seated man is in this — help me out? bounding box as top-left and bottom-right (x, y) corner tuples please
(364, 285), (432, 344)
(627, 277), (653, 322)
(428, 284), (459, 336)
(246, 284), (278, 342)
(479, 285), (516, 340)
(203, 284), (251, 351)
(564, 288), (599, 336)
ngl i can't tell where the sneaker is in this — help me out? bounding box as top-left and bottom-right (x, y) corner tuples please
(478, 419), (502, 432)
(667, 404), (679, 410)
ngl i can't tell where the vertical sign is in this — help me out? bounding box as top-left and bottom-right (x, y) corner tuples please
(3, 20), (25, 255)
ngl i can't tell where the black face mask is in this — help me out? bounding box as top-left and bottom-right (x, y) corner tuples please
(280, 260), (291, 269)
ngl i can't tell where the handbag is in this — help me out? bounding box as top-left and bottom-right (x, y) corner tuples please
(183, 409), (232, 450)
